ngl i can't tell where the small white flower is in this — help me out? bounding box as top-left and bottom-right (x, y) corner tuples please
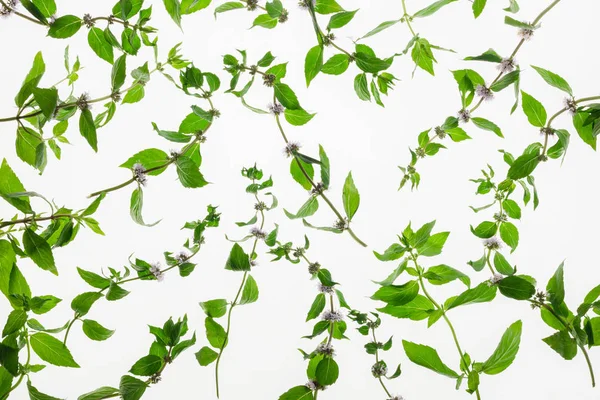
(488, 273), (504, 286)
(498, 58), (517, 74)
(563, 97), (577, 115)
(318, 284), (334, 294)
(174, 251), (188, 263)
(284, 142), (300, 158)
(321, 310), (344, 322)
(475, 85), (494, 101)
(458, 108), (471, 123)
(250, 226), (267, 239)
(518, 28), (534, 41)
(268, 102), (284, 115)
(389, 396), (406, 400)
(133, 163), (147, 186)
(150, 263), (164, 282)
(316, 343), (335, 357)
(483, 237), (502, 250)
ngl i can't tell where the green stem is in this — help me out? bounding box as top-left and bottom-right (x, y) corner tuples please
(63, 316), (79, 345)
(401, 0), (417, 37)
(0, 213), (74, 229)
(214, 190), (265, 398)
(413, 255), (482, 400)
(306, 2), (353, 57)
(0, 68), (159, 124)
(272, 99), (367, 247)
(0, 0), (46, 25)
(1, 329), (31, 400)
(88, 118), (211, 198)
(371, 325), (393, 397)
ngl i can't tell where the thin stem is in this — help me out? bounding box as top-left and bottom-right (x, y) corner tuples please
(214, 190), (265, 398)
(0, 0), (45, 25)
(0, 68), (159, 124)
(401, 0), (417, 37)
(1, 329), (31, 400)
(412, 255), (482, 400)
(63, 316), (79, 345)
(0, 213), (74, 229)
(88, 120), (210, 198)
(272, 101), (367, 247)
(371, 326), (393, 397)
(306, 2), (353, 58)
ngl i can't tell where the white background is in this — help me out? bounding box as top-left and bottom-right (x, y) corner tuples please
(1, 0), (600, 399)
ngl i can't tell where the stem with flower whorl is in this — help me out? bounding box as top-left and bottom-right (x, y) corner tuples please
(0, 0), (45, 25)
(214, 190), (266, 398)
(370, 322), (393, 398)
(271, 93), (367, 248)
(62, 246), (202, 346)
(411, 252), (482, 400)
(0, 213), (75, 230)
(539, 95), (600, 156)
(304, 1), (353, 58)
(400, 0), (563, 189)
(0, 68), (160, 124)
(88, 97), (215, 198)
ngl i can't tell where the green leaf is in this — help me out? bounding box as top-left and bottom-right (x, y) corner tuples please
(472, 0), (486, 17)
(119, 375), (147, 400)
(493, 252), (515, 275)
(327, 10), (358, 29)
(130, 187), (160, 227)
(470, 221), (497, 239)
(314, 0), (344, 14)
(30, 332), (80, 367)
(214, 2), (244, 17)
(542, 331), (577, 360)
(30, 295), (61, 315)
(424, 265), (470, 287)
(342, 172), (360, 220)
(413, 0), (457, 17)
(106, 282), (130, 301)
(305, 45), (323, 87)
(16, 127), (43, 168)
(418, 232), (449, 257)
(77, 386), (120, 400)
(306, 294), (326, 321)
(122, 84), (145, 104)
(489, 70), (520, 92)
(371, 281), (419, 306)
(0, 159), (32, 213)
(32, 87), (58, 119)
(464, 48), (502, 63)
(31, 0), (56, 17)
(321, 54), (350, 75)
(27, 381), (62, 400)
(82, 319), (115, 341)
(120, 149), (169, 176)
(284, 109), (315, 126)
(499, 222), (519, 252)
(239, 275), (259, 305)
(205, 317), (227, 348)
(195, 346), (218, 366)
(23, 228), (57, 275)
(354, 73), (370, 101)
(279, 386), (314, 400)
(77, 267), (111, 289)
(112, 55), (127, 91)
(547, 261), (565, 309)
(88, 27), (114, 63)
(502, 199), (521, 219)
(163, 0), (182, 27)
(176, 156), (208, 188)
(2, 310), (27, 337)
(573, 111), (596, 150)
(251, 13), (277, 28)
(481, 320), (522, 374)
(358, 19), (401, 40)
(129, 355), (162, 376)
(315, 357), (339, 385)
(274, 83), (300, 110)
(181, 0), (211, 13)
(290, 158), (314, 190)
(374, 243), (406, 261)
(79, 109), (98, 152)
(446, 283), (497, 310)
(411, 38), (435, 75)
(531, 66), (572, 95)
(507, 151), (540, 180)
(48, 15), (82, 38)
(225, 243), (250, 271)
(521, 91), (547, 127)
(471, 117), (503, 137)
(284, 196), (319, 220)
(200, 299), (228, 318)
(402, 340), (459, 378)
(498, 276), (535, 300)
(71, 292), (103, 316)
